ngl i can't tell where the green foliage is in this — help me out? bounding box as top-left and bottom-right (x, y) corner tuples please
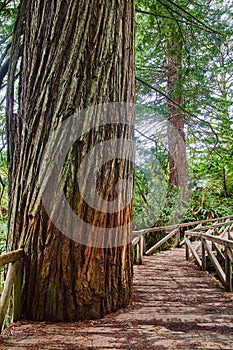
(134, 0), (233, 228)
(0, 1), (18, 39)
(134, 137), (170, 229)
(184, 189), (233, 222)
(134, 162), (189, 228)
(0, 215), (7, 254)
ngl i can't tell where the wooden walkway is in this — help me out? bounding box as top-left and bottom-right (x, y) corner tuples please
(1, 246), (233, 349)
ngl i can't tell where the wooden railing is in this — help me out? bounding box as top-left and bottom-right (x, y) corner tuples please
(185, 220), (233, 292)
(0, 216), (232, 331)
(132, 215), (233, 265)
(0, 249), (23, 332)
(132, 227), (181, 264)
(132, 225), (181, 264)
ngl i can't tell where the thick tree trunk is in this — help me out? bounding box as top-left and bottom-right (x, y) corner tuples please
(6, 0), (135, 321)
(166, 31), (188, 192)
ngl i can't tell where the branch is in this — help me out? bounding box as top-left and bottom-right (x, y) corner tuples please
(135, 128), (158, 146)
(136, 76), (219, 145)
(156, 0), (221, 35)
(0, 43), (11, 67)
(0, 33), (12, 45)
(136, 8), (213, 32)
(135, 128), (169, 156)
(0, 0), (12, 13)
(135, 179), (149, 206)
(0, 43), (11, 89)
(137, 76), (190, 115)
(0, 58), (9, 90)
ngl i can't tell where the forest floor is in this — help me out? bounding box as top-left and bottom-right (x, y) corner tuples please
(1, 248), (233, 349)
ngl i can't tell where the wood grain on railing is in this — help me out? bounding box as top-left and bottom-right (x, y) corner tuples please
(132, 216), (233, 293)
(0, 249), (23, 332)
(145, 228), (179, 255)
(133, 215), (233, 236)
(185, 220), (233, 292)
(0, 249), (23, 267)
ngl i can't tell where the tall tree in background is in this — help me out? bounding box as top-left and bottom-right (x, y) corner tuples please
(165, 13), (187, 191)
(134, 0), (233, 225)
(6, 0), (135, 321)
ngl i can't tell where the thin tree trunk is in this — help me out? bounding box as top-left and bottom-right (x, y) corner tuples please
(6, 0), (135, 321)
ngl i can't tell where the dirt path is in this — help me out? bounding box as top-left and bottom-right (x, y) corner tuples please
(1, 247), (233, 349)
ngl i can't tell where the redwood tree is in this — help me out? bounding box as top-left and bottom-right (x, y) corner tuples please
(166, 26), (188, 192)
(6, 0), (135, 321)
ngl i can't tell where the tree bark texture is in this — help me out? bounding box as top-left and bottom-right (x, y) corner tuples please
(6, 0), (135, 321)
(166, 28), (188, 192)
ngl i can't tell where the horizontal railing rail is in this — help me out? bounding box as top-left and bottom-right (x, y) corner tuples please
(133, 215), (233, 236)
(132, 215), (233, 266)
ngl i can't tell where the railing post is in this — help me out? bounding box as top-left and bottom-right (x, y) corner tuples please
(143, 234), (146, 255)
(174, 227), (181, 248)
(136, 242), (140, 264)
(140, 235), (144, 260)
(228, 227), (232, 241)
(185, 236), (189, 260)
(136, 235), (144, 265)
(225, 247), (232, 292)
(0, 263), (16, 332)
(201, 237), (206, 271)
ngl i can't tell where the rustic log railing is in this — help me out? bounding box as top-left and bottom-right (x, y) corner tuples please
(132, 215), (233, 265)
(185, 221), (233, 292)
(0, 216), (232, 332)
(0, 249), (23, 332)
